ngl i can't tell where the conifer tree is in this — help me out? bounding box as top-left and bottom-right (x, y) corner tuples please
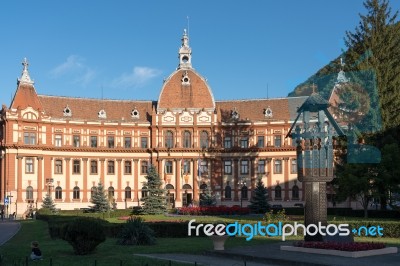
(141, 165), (166, 214)
(199, 186), (216, 206)
(345, 0), (400, 130)
(90, 181), (110, 213)
(41, 193), (57, 213)
(248, 178), (270, 214)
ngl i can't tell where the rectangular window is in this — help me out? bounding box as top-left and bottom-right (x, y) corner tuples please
(257, 136), (264, 148)
(124, 137), (131, 148)
(124, 160), (132, 174)
(240, 160), (249, 174)
(24, 132), (36, 145)
(200, 160), (208, 175)
(25, 158), (34, 173)
(240, 137), (249, 148)
(274, 135), (282, 147)
(291, 159), (297, 174)
(108, 160), (115, 174)
(108, 136), (115, 148)
(90, 136), (97, 148)
(141, 161), (148, 174)
(258, 160), (265, 174)
(55, 134), (62, 147)
(165, 161), (173, 174)
(224, 161), (232, 175)
(73, 135), (80, 147)
(73, 160), (80, 174)
(141, 137), (148, 148)
(274, 159), (282, 174)
(90, 160), (98, 174)
(183, 160), (190, 174)
(55, 159), (63, 174)
(224, 137), (232, 148)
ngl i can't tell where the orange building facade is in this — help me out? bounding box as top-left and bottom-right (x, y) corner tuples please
(0, 31), (310, 216)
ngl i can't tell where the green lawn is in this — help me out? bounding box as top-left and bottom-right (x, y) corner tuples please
(3, 213), (398, 266)
(0, 219), (275, 266)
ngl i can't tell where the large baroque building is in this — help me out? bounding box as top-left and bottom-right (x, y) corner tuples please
(0, 30), (311, 216)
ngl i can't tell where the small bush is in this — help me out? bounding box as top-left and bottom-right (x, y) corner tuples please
(62, 217), (106, 255)
(264, 209), (289, 223)
(117, 216), (156, 245)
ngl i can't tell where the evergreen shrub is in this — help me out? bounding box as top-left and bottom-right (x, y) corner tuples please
(117, 217), (156, 245)
(62, 217), (106, 255)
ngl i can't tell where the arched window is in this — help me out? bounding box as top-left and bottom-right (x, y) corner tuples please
(275, 185), (282, 200)
(141, 186), (148, 198)
(200, 183), (207, 191)
(241, 185), (248, 199)
(292, 185), (299, 200)
(55, 186), (62, 200)
(73, 186), (80, 199)
(200, 131), (209, 149)
(165, 184), (174, 190)
(91, 186), (97, 199)
(26, 186), (33, 200)
(165, 130), (174, 148)
(225, 185), (232, 199)
(182, 184), (192, 190)
(183, 131), (191, 148)
(125, 186), (131, 199)
(108, 186), (115, 199)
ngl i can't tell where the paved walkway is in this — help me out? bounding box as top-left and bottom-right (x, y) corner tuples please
(0, 220), (20, 246)
(135, 253), (277, 266)
(138, 241), (399, 266)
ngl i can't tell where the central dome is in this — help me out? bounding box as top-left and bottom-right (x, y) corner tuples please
(157, 30), (215, 111)
(157, 69), (215, 110)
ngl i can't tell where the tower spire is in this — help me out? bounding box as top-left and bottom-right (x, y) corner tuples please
(18, 57), (34, 85)
(178, 29), (192, 69)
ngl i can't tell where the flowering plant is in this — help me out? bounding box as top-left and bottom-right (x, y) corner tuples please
(179, 205), (250, 216)
(293, 241), (385, 251)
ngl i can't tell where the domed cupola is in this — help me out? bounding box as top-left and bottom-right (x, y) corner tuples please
(157, 30), (215, 111)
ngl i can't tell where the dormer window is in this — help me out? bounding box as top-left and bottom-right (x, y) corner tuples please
(98, 109), (107, 119)
(264, 107), (273, 118)
(181, 71), (190, 85)
(231, 108), (239, 120)
(131, 108), (140, 119)
(63, 106), (72, 117)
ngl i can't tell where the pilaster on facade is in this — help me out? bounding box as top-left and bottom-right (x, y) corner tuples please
(99, 158), (105, 186)
(233, 159), (239, 201)
(133, 159), (139, 202)
(116, 159), (123, 202)
(175, 159), (181, 202)
(266, 158), (272, 201)
(36, 156), (43, 202)
(284, 157), (290, 201)
(16, 155), (23, 203)
(82, 158), (88, 202)
(64, 158), (71, 202)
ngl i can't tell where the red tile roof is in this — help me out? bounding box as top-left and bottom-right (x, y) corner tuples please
(38, 95), (153, 122)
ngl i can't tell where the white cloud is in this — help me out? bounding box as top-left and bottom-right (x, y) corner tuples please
(112, 66), (162, 89)
(50, 55), (96, 86)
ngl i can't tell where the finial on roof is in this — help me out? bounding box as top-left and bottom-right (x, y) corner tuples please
(310, 83), (317, 94)
(336, 57), (349, 84)
(178, 29), (192, 69)
(18, 57), (34, 85)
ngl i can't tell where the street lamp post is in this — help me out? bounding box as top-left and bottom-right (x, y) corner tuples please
(287, 91), (344, 241)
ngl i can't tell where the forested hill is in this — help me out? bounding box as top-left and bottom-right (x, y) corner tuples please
(287, 55), (343, 100)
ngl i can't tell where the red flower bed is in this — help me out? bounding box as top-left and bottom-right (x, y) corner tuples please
(293, 241), (386, 252)
(179, 206), (250, 216)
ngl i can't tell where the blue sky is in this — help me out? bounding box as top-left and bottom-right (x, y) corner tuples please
(1, 0), (399, 104)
